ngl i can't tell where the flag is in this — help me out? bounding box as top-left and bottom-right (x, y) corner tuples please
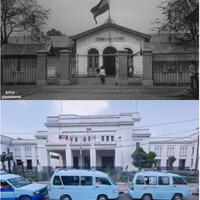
(91, 0), (110, 24)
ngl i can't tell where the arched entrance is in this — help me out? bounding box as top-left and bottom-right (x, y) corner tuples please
(103, 46), (117, 76)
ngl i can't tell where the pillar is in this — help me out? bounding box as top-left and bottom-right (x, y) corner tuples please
(142, 49), (153, 86)
(65, 148), (72, 169)
(118, 50), (128, 85)
(37, 50), (47, 86)
(90, 148), (96, 169)
(59, 50), (71, 85)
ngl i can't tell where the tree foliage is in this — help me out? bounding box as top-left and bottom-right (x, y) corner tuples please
(167, 156), (176, 170)
(132, 147), (157, 170)
(1, 0), (51, 45)
(47, 28), (65, 36)
(154, 0), (199, 43)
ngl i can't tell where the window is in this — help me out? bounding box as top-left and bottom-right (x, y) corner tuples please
(136, 142), (140, 150)
(83, 136), (87, 142)
(81, 176), (92, 186)
(75, 137), (78, 142)
(144, 176), (157, 185)
(106, 136), (109, 142)
(158, 176), (170, 185)
(192, 146), (194, 156)
(61, 176), (79, 186)
(155, 146), (162, 156)
(96, 177), (111, 185)
(167, 146), (175, 156)
(53, 176), (62, 185)
(0, 180), (12, 189)
(179, 146), (187, 157)
(24, 147), (31, 157)
(26, 160), (32, 170)
(17, 59), (21, 72)
(136, 176), (144, 185)
(101, 136), (104, 142)
(111, 136), (114, 141)
(173, 177), (187, 185)
(14, 147), (21, 157)
(88, 136), (91, 142)
(191, 159), (193, 167)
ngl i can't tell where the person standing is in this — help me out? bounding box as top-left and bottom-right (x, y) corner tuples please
(115, 54), (119, 85)
(99, 66), (106, 85)
(189, 61), (196, 89)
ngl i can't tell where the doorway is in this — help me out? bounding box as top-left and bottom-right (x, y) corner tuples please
(102, 157), (114, 171)
(103, 46), (117, 76)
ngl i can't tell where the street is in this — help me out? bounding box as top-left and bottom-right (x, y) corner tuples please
(118, 194), (199, 200)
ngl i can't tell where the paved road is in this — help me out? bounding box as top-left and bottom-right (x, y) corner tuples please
(118, 194), (199, 200)
(1, 77), (194, 100)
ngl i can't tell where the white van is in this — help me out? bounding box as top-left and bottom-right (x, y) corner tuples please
(49, 169), (119, 200)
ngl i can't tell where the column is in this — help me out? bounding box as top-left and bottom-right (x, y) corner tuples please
(65, 148), (72, 169)
(37, 50), (47, 86)
(90, 148), (96, 169)
(142, 49), (153, 86)
(59, 50), (71, 85)
(118, 50), (128, 85)
(115, 147), (122, 168)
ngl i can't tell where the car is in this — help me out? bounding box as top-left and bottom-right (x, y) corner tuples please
(0, 173), (48, 200)
(128, 171), (191, 200)
(49, 169), (119, 200)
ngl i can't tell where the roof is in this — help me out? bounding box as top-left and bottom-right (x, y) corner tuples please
(8, 36), (45, 44)
(145, 34), (198, 53)
(135, 171), (180, 177)
(1, 44), (51, 56)
(0, 173), (21, 180)
(71, 22), (151, 40)
(48, 36), (74, 48)
(53, 169), (108, 177)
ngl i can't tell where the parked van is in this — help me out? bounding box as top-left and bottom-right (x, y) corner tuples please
(49, 169), (119, 200)
(128, 171), (191, 200)
(0, 173), (48, 200)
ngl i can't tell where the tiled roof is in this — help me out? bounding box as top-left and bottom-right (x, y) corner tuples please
(1, 43), (51, 56)
(48, 36), (74, 48)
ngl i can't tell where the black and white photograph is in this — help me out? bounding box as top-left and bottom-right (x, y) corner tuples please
(1, 0), (199, 100)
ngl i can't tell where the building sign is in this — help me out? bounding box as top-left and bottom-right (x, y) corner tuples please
(95, 36), (125, 42)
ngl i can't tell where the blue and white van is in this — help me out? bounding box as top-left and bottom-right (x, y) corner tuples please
(49, 169), (119, 200)
(0, 173), (48, 200)
(128, 171), (191, 200)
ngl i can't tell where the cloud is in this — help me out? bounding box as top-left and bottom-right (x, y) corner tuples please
(53, 101), (109, 115)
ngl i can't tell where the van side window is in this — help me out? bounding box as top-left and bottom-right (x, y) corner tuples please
(53, 176), (62, 185)
(81, 176), (92, 186)
(61, 176), (79, 186)
(144, 176), (157, 185)
(96, 177), (111, 185)
(158, 176), (169, 185)
(136, 176), (144, 185)
(173, 177), (187, 185)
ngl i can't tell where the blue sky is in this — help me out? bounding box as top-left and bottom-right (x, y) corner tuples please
(38, 0), (163, 35)
(1, 101), (199, 139)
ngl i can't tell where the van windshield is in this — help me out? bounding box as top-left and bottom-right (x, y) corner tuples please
(8, 177), (32, 188)
(108, 177), (116, 185)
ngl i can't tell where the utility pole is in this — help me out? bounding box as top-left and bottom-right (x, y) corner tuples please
(195, 128), (199, 173)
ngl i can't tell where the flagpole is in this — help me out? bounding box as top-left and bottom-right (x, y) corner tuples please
(108, 0), (111, 44)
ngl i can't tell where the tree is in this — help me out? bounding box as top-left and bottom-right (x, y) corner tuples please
(0, 154), (7, 170)
(153, 0), (199, 44)
(132, 147), (157, 170)
(47, 28), (65, 36)
(1, 0), (51, 45)
(167, 156), (176, 170)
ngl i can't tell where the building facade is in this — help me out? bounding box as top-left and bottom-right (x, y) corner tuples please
(0, 113), (198, 172)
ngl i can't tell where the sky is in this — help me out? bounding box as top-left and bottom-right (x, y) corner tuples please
(37, 0), (163, 35)
(1, 100), (199, 139)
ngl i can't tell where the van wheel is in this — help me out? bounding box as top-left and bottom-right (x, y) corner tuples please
(172, 194), (183, 200)
(97, 194), (108, 200)
(20, 196), (32, 200)
(142, 194), (152, 200)
(60, 195), (72, 200)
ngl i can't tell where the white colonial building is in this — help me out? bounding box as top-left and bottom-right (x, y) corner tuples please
(0, 113), (198, 172)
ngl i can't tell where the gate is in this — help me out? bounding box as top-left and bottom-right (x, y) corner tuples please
(2, 56), (37, 84)
(153, 54), (199, 85)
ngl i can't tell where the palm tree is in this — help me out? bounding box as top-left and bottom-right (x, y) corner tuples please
(167, 156), (176, 170)
(0, 153), (8, 171)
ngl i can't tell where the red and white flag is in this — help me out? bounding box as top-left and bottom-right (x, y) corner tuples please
(91, 0), (110, 24)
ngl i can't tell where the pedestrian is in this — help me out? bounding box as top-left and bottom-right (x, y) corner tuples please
(115, 54), (119, 85)
(96, 67), (100, 77)
(99, 66), (106, 85)
(189, 61), (196, 89)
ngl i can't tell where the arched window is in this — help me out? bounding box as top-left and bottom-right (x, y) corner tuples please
(125, 48), (134, 76)
(87, 48), (99, 76)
